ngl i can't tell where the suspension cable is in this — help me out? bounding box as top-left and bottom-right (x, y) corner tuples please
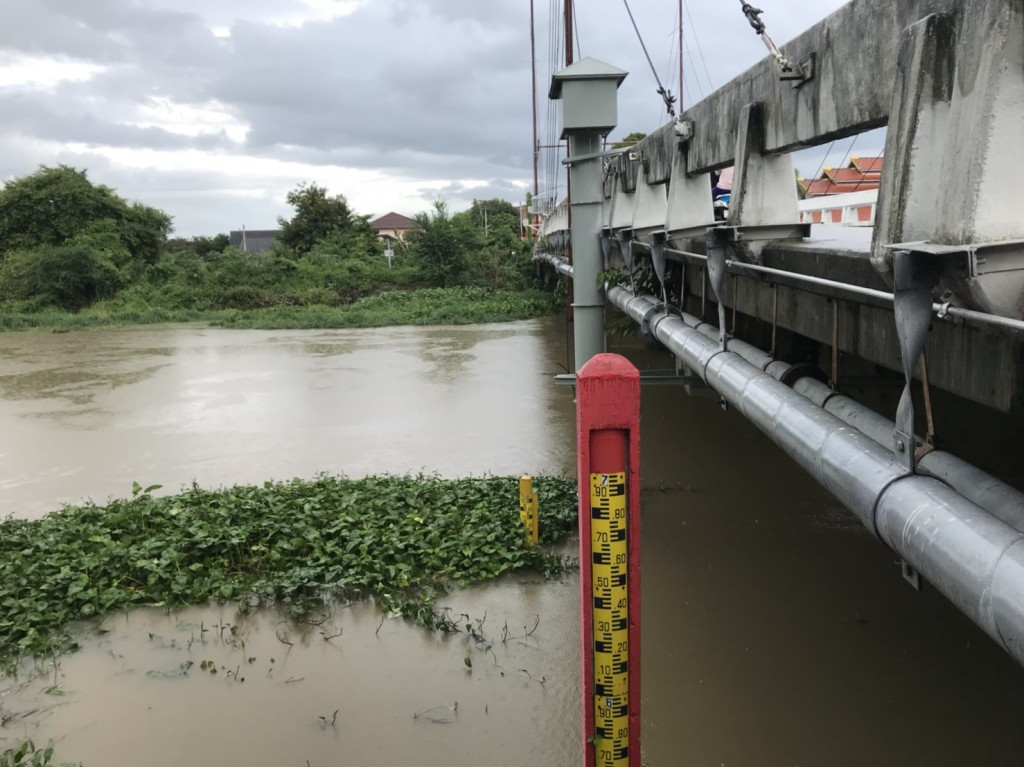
(572, 1), (581, 60)
(737, 1), (801, 78)
(684, 0), (715, 94)
(621, 0), (677, 118)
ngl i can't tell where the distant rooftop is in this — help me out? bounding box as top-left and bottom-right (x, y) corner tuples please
(228, 229), (280, 254)
(799, 156), (883, 198)
(370, 212), (419, 231)
(851, 156), (884, 173)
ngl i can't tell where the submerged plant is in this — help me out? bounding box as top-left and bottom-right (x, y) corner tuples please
(0, 474), (577, 673)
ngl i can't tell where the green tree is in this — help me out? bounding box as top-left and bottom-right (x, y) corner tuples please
(0, 244), (122, 310)
(462, 198), (520, 232)
(278, 182), (358, 256)
(306, 226), (380, 263)
(453, 198), (530, 290)
(611, 131), (647, 149)
(164, 234), (230, 259)
(409, 200), (470, 288)
(0, 165), (171, 264)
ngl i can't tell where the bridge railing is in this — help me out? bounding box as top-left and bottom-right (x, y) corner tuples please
(540, 0), (1024, 320)
(534, 0), (1024, 674)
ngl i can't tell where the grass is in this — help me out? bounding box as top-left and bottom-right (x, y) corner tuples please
(0, 474), (578, 675)
(0, 306), (212, 331)
(0, 287), (557, 332)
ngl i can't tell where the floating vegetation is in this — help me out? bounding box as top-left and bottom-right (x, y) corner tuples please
(0, 739), (76, 767)
(0, 474), (577, 674)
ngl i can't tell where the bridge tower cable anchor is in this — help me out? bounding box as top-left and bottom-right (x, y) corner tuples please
(736, 1), (808, 82)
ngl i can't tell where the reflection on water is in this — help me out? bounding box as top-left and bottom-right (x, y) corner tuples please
(2, 320), (1024, 765)
(3, 577), (580, 767)
(623, 338), (1024, 767)
(0, 321), (576, 519)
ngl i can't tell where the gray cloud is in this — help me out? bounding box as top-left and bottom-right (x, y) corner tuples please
(0, 0), (867, 234)
(0, 139), (286, 237)
(418, 179), (529, 210)
(0, 0), (225, 68)
(209, 4), (528, 163)
(0, 90), (234, 151)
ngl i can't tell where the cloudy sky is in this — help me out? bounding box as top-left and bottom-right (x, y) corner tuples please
(0, 0), (876, 236)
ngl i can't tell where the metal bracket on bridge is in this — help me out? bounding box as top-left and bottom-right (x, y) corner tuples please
(599, 230), (614, 267)
(901, 560), (922, 592)
(554, 367), (697, 387)
(892, 249), (940, 472)
(616, 229), (634, 271)
(706, 227), (731, 349)
(716, 223), (812, 243)
(787, 52), (816, 88)
(886, 238), (1024, 280)
(640, 301), (682, 343)
(650, 231), (669, 305)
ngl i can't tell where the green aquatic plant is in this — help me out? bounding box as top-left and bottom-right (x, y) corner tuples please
(0, 475), (577, 673)
(0, 740), (77, 767)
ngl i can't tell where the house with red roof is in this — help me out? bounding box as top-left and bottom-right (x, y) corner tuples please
(370, 212), (420, 241)
(798, 156), (883, 225)
(799, 156), (883, 198)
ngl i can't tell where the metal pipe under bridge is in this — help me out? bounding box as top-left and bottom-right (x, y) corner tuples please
(536, 0), (1024, 670)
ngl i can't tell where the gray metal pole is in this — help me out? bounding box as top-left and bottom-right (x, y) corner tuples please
(567, 132), (605, 370)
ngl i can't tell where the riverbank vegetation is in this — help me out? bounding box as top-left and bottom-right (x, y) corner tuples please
(0, 167), (552, 330)
(0, 475), (577, 675)
(0, 287), (555, 332)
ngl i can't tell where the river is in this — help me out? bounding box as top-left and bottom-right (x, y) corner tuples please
(0, 317), (1022, 765)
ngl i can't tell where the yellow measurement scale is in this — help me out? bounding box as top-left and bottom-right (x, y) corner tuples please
(591, 471), (629, 767)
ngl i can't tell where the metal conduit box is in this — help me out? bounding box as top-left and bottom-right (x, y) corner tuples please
(549, 57), (627, 137)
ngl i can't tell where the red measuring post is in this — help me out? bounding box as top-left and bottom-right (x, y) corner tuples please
(576, 354), (641, 767)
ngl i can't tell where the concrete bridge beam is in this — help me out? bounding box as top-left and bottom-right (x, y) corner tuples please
(875, 3), (1024, 319)
(723, 102), (808, 261)
(727, 105), (802, 231)
(629, 166), (667, 244)
(663, 132), (716, 249)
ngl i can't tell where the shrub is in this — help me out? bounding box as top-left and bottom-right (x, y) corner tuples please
(214, 285), (281, 309)
(0, 244), (122, 310)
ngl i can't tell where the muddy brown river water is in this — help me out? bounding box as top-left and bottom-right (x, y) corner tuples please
(1, 317), (1023, 765)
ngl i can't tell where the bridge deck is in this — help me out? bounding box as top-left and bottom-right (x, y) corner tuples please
(797, 226), (873, 253)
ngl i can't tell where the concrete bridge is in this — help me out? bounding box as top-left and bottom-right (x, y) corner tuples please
(535, 0), (1024, 669)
